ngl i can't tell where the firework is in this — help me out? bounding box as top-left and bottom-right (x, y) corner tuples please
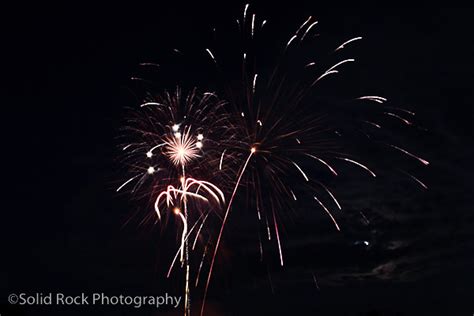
(198, 5), (429, 315)
(118, 4), (429, 316)
(119, 88), (239, 315)
(118, 88), (238, 198)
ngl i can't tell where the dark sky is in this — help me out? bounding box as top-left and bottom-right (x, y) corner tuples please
(1, 2), (473, 316)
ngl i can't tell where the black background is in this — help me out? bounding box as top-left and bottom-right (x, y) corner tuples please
(2, 2), (473, 316)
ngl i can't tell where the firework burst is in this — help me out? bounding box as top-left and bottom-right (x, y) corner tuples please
(118, 87), (240, 315)
(198, 5), (429, 314)
(163, 128), (201, 167)
(118, 4), (430, 316)
(118, 87), (239, 199)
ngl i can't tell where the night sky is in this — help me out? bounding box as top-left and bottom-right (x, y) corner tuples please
(2, 2), (473, 316)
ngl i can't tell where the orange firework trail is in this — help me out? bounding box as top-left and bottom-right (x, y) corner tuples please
(118, 4), (430, 316)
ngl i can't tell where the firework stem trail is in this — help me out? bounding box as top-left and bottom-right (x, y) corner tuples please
(201, 148), (255, 316)
(192, 213), (209, 250)
(167, 215), (204, 278)
(195, 244), (209, 288)
(176, 210), (188, 263)
(182, 166), (191, 316)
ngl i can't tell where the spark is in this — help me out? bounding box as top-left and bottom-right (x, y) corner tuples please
(140, 102), (162, 107)
(301, 21), (319, 40)
(206, 48), (216, 63)
(312, 70), (339, 86)
(362, 120), (382, 128)
(290, 189), (297, 201)
(387, 144), (430, 165)
(335, 36), (363, 51)
(359, 211), (370, 225)
(253, 74), (258, 94)
(251, 14), (256, 38)
(401, 170), (428, 189)
(292, 161), (309, 181)
(357, 95), (387, 103)
(147, 166), (156, 174)
(139, 62), (160, 68)
(147, 143), (166, 157)
(266, 216), (271, 240)
(219, 149), (226, 170)
(286, 34), (297, 49)
(192, 213), (209, 250)
(296, 16), (313, 35)
(306, 154), (338, 176)
(311, 271), (320, 290)
(314, 196), (340, 231)
(384, 112), (413, 125)
(336, 157), (376, 177)
(386, 106), (416, 116)
(243, 3), (249, 22)
(195, 245), (208, 287)
(326, 59), (355, 73)
(318, 182), (342, 210)
(116, 174), (141, 192)
(273, 210), (284, 266)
